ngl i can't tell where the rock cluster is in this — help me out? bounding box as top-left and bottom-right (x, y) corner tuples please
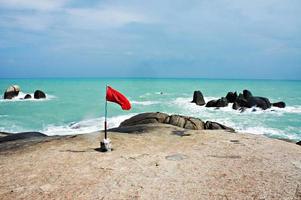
(119, 112), (235, 132)
(3, 85), (46, 100)
(192, 89), (286, 111)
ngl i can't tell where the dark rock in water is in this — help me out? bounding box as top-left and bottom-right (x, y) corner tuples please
(236, 93), (248, 107)
(119, 112), (209, 130)
(191, 91), (206, 106)
(24, 94), (32, 99)
(34, 90), (46, 99)
(246, 97), (271, 110)
(206, 97), (228, 107)
(204, 121), (235, 132)
(243, 90), (253, 99)
(226, 92), (237, 103)
(0, 132), (47, 143)
(206, 100), (217, 107)
(3, 85), (20, 99)
(272, 101), (286, 108)
(216, 97), (228, 107)
(297, 141), (301, 146)
(232, 102), (240, 110)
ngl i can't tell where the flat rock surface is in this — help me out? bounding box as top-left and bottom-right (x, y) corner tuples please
(0, 124), (300, 200)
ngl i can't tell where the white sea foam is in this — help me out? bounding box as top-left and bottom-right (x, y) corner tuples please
(0, 92), (56, 102)
(131, 100), (160, 106)
(43, 113), (137, 136)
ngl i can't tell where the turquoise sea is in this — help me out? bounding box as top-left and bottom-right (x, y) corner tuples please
(0, 78), (301, 141)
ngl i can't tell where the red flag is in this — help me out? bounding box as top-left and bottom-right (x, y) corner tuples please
(106, 86), (131, 110)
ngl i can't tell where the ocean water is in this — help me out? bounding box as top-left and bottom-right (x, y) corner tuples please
(0, 78), (301, 141)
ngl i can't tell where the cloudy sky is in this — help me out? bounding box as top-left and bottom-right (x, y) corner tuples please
(0, 0), (300, 79)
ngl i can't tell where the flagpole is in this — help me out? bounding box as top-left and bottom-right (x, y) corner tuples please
(105, 85), (108, 140)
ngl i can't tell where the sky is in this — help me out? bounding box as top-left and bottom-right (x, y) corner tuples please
(0, 0), (300, 79)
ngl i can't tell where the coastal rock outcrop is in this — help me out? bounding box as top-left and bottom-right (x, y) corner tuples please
(296, 141), (301, 146)
(34, 90), (46, 99)
(119, 112), (234, 132)
(204, 121), (235, 132)
(24, 94), (32, 99)
(206, 97), (228, 108)
(3, 85), (20, 99)
(272, 102), (286, 108)
(191, 91), (206, 106)
(226, 92), (237, 103)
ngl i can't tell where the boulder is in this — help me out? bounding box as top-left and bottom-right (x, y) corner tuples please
(169, 115), (186, 128)
(191, 91), (206, 106)
(243, 90), (253, 99)
(226, 92), (237, 103)
(120, 112), (169, 127)
(245, 97), (271, 110)
(205, 100), (218, 107)
(24, 94), (32, 99)
(204, 121), (235, 132)
(119, 112), (231, 131)
(272, 102), (286, 108)
(206, 97), (228, 107)
(3, 85), (20, 99)
(34, 90), (46, 99)
(297, 141), (301, 146)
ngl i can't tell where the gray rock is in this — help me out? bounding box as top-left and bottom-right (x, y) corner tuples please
(119, 112), (233, 131)
(120, 112), (169, 127)
(191, 91), (206, 106)
(34, 90), (46, 99)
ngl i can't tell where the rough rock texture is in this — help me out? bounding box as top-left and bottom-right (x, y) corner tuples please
(272, 101), (286, 108)
(119, 112), (232, 131)
(3, 85), (20, 99)
(34, 90), (46, 99)
(0, 126), (300, 200)
(191, 90), (206, 106)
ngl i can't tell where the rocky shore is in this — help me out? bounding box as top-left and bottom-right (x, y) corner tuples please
(0, 113), (300, 199)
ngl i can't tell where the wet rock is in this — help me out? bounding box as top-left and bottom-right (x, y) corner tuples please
(296, 141), (301, 146)
(34, 90), (46, 99)
(3, 85), (20, 99)
(272, 101), (286, 108)
(206, 97), (228, 107)
(226, 92), (237, 103)
(243, 90), (253, 99)
(191, 91), (206, 106)
(24, 94), (32, 99)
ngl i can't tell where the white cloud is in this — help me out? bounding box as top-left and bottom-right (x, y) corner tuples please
(0, 0), (68, 11)
(65, 7), (150, 29)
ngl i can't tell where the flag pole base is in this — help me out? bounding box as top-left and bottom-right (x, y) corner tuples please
(100, 138), (112, 152)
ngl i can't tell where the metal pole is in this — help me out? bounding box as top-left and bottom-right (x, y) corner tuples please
(104, 85), (108, 139)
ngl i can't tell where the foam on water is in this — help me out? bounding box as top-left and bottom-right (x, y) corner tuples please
(0, 92), (56, 102)
(131, 100), (160, 106)
(43, 113), (137, 136)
